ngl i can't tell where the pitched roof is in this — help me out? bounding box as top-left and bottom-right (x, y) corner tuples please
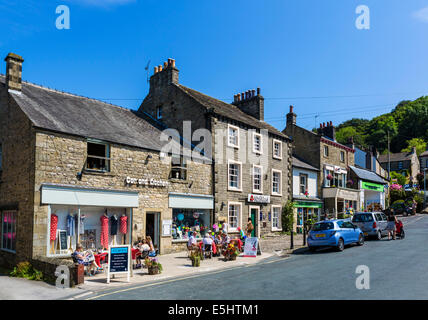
(175, 84), (289, 139)
(420, 150), (428, 157)
(292, 156), (319, 171)
(378, 152), (413, 163)
(349, 165), (388, 184)
(0, 75), (171, 152)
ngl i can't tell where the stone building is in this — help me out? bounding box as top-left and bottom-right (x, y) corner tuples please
(284, 106), (358, 218)
(378, 148), (420, 183)
(138, 59), (292, 238)
(0, 53), (213, 267)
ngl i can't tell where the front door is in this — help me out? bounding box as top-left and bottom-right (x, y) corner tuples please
(249, 206), (259, 238)
(146, 212), (160, 252)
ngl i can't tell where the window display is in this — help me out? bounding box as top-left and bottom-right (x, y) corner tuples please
(172, 209), (210, 240)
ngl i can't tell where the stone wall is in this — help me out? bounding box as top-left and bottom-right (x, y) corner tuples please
(32, 130), (212, 257)
(0, 88), (35, 267)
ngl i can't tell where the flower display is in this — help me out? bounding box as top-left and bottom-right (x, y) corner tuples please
(390, 184), (402, 191)
(327, 174), (333, 181)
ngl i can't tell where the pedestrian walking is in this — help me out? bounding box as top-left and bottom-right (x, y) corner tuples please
(246, 218), (254, 237)
(386, 210), (397, 240)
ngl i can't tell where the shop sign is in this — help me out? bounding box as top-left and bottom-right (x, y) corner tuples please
(162, 219), (172, 236)
(294, 201), (322, 208)
(243, 237), (259, 257)
(126, 176), (169, 187)
(107, 245), (131, 284)
(247, 194), (270, 204)
(362, 181), (384, 192)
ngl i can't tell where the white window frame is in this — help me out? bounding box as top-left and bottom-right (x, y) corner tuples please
(228, 202), (242, 232)
(1, 210), (17, 253)
(253, 132), (262, 154)
(340, 151), (345, 162)
(252, 164), (263, 194)
(271, 205), (282, 231)
(299, 173), (308, 195)
(271, 169), (282, 196)
(228, 160), (242, 191)
(228, 124), (240, 149)
(324, 145), (329, 157)
(273, 139), (282, 160)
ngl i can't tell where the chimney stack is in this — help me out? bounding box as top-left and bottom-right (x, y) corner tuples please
(5, 53), (24, 92)
(149, 58), (179, 93)
(318, 121), (336, 141)
(286, 105), (297, 127)
(232, 88), (264, 120)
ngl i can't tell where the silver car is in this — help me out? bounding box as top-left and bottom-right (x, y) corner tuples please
(351, 212), (388, 240)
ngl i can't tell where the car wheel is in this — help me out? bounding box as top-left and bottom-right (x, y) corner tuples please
(376, 230), (382, 240)
(336, 238), (344, 252)
(357, 234), (364, 246)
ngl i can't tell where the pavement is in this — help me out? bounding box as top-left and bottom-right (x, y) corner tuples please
(71, 214), (428, 300)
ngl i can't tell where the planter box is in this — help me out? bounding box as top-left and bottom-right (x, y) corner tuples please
(148, 266), (160, 275)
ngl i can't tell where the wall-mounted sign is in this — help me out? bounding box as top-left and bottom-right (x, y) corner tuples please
(361, 181), (384, 192)
(162, 219), (172, 236)
(126, 177), (169, 187)
(248, 194), (270, 204)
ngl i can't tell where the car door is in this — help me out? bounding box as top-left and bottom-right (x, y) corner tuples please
(337, 221), (350, 244)
(343, 221), (358, 242)
(380, 213), (388, 235)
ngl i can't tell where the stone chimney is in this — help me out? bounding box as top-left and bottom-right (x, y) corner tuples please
(286, 105), (296, 127)
(231, 87), (264, 120)
(317, 121), (336, 141)
(5, 53), (24, 92)
(149, 58), (179, 93)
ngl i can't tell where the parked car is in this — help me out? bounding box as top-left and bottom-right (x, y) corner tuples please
(390, 202), (413, 216)
(307, 220), (364, 252)
(351, 212), (388, 240)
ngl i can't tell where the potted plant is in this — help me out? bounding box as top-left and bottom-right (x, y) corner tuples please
(189, 250), (201, 267)
(144, 257), (163, 275)
(223, 243), (239, 261)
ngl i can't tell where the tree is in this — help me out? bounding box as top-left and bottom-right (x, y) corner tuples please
(336, 126), (366, 146)
(281, 200), (295, 232)
(390, 171), (407, 186)
(401, 138), (427, 156)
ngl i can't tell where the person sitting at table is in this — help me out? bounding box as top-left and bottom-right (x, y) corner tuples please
(135, 239), (151, 268)
(187, 231), (198, 251)
(219, 231), (230, 252)
(72, 244), (100, 276)
(145, 236), (157, 257)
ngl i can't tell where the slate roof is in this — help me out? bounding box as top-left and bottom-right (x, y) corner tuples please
(378, 152), (413, 163)
(420, 151), (428, 157)
(0, 75), (175, 152)
(349, 165), (388, 185)
(292, 156), (319, 171)
(175, 84), (289, 140)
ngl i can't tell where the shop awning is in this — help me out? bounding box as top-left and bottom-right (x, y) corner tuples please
(41, 184), (139, 207)
(169, 193), (214, 209)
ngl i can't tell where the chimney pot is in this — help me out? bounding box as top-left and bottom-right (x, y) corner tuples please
(158, 65), (163, 72)
(171, 59), (176, 68)
(237, 93), (241, 101)
(323, 122), (326, 128)
(257, 87), (260, 95)
(290, 105), (294, 113)
(168, 58), (172, 66)
(320, 123), (322, 128)
(163, 62), (168, 68)
(241, 92), (245, 100)
(154, 66), (158, 73)
(330, 121), (333, 127)
(251, 89), (255, 97)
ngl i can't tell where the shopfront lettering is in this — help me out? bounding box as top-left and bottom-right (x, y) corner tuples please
(125, 176), (169, 187)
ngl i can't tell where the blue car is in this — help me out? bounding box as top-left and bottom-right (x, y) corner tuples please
(307, 219), (364, 252)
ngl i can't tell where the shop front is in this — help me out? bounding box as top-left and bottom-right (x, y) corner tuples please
(293, 199), (323, 234)
(169, 193), (214, 246)
(323, 187), (359, 218)
(41, 184), (138, 257)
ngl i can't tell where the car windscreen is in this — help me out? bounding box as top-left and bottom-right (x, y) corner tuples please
(352, 214), (374, 222)
(311, 222), (334, 231)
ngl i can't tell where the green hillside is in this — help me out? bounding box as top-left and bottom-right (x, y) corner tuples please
(335, 96), (428, 155)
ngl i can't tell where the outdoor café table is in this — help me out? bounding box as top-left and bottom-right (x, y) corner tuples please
(198, 241), (217, 255)
(94, 252), (108, 267)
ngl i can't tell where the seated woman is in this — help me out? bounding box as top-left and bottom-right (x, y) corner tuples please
(145, 236), (157, 257)
(72, 244), (100, 276)
(187, 231), (198, 251)
(136, 239), (151, 268)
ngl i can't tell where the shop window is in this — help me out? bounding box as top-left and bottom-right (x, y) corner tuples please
(228, 203), (241, 231)
(0, 143), (2, 171)
(332, 173), (346, 188)
(253, 165), (262, 193)
(273, 139), (282, 159)
(398, 162), (403, 170)
(228, 160), (242, 190)
(156, 105), (163, 120)
(299, 174), (308, 195)
(86, 141), (111, 172)
(172, 209), (210, 240)
(1, 211), (16, 252)
(253, 132), (262, 154)
(171, 155), (187, 180)
(272, 169), (282, 195)
(228, 125), (239, 148)
(271, 206), (281, 231)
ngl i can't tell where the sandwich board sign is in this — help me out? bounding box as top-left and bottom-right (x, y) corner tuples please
(107, 245), (131, 284)
(242, 237), (260, 257)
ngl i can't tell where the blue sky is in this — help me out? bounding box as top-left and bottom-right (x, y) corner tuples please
(1, 0), (428, 131)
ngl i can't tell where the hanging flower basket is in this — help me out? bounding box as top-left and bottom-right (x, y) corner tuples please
(327, 174), (333, 181)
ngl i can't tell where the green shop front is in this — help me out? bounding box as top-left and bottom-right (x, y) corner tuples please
(293, 199), (323, 234)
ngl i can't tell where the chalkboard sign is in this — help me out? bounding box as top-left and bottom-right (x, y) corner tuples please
(59, 230), (68, 250)
(107, 245), (131, 283)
